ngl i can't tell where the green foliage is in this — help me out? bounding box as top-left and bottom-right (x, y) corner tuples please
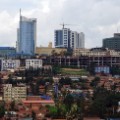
(90, 87), (120, 118)
(52, 66), (61, 75)
(64, 94), (74, 111)
(10, 100), (15, 111)
(59, 77), (72, 85)
(48, 106), (58, 118)
(32, 111), (36, 120)
(0, 103), (5, 118)
(110, 66), (120, 75)
(61, 68), (89, 76)
(90, 77), (100, 87)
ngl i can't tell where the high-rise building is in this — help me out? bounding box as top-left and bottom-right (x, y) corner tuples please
(71, 32), (85, 49)
(54, 28), (85, 49)
(79, 32), (85, 48)
(17, 10), (37, 55)
(103, 33), (120, 51)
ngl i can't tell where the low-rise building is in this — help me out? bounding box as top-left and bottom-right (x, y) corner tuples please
(36, 42), (67, 56)
(3, 84), (27, 101)
(25, 59), (42, 69)
(0, 47), (16, 57)
(0, 59), (20, 71)
(73, 47), (120, 56)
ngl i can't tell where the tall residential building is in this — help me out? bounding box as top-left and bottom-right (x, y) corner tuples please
(103, 33), (120, 51)
(17, 11), (37, 55)
(79, 32), (85, 48)
(71, 32), (85, 49)
(54, 28), (85, 49)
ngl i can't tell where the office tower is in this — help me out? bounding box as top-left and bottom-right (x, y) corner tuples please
(55, 28), (85, 49)
(17, 10), (37, 55)
(54, 28), (71, 48)
(103, 33), (120, 51)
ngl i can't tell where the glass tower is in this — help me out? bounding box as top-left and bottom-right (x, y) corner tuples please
(17, 11), (36, 55)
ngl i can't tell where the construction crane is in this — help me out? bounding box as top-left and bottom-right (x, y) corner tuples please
(60, 23), (80, 29)
(60, 23), (72, 29)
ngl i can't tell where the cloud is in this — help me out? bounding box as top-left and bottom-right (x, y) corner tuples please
(0, 0), (120, 48)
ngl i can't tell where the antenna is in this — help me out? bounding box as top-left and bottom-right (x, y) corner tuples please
(63, 23), (64, 29)
(60, 23), (80, 29)
(20, 8), (22, 21)
(60, 23), (71, 29)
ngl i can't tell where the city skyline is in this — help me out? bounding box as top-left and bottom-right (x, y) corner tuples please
(0, 0), (120, 48)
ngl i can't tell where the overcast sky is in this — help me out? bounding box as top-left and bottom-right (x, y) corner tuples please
(0, 0), (120, 48)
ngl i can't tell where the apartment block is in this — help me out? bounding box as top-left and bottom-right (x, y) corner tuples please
(25, 59), (42, 69)
(3, 84), (27, 101)
(0, 59), (20, 71)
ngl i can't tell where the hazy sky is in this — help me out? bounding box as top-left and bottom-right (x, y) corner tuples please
(0, 0), (120, 48)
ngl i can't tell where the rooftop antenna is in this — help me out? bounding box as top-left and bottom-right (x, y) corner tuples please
(60, 23), (71, 29)
(20, 8), (22, 21)
(62, 23), (65, 29)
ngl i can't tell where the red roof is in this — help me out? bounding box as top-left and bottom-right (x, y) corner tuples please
(22, 100), (54, 104)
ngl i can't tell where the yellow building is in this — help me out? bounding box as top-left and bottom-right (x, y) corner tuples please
(36, 42), (67, 56)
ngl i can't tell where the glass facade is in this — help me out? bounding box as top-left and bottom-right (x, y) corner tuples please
(54, 28), (71, 48)
(55, 28), (84, 49)
(103, 37), (120, 51)
(54, 30), (63, 47)
(0, 47), (16, 57)
(17, 16), (36, 55)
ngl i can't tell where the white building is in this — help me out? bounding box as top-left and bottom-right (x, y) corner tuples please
(71, 32), (85, 49)
(25, 59), (42, 69)
(1, 59), (20, 71)
(3, 84), (27, 101)
(55, 28), (85, 49)
(79, 32), (85, 48)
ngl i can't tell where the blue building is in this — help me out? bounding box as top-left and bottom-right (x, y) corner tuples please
(17, 11), (36, 55)
(54, 30), (63, 47)
(54, 28), (85, 49)
(0, 47), (16, 57)
(54, 28), (71, 49)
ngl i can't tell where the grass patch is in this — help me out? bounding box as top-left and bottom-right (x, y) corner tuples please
(61, 68), (89, 76)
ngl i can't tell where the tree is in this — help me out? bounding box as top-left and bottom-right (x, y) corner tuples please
(52, 66), (61, 75)
(51, 50), (58, 56)
(32, 111), (36, 120)
(64, 94), (74, 111)
(90, 87), (120, 118)
(90, 77), (100, 87)
(10, 100), (15, 111)
(48, 106), (58, 118)
(59, 77), (72, 86)
(0, 104), (5, 118)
